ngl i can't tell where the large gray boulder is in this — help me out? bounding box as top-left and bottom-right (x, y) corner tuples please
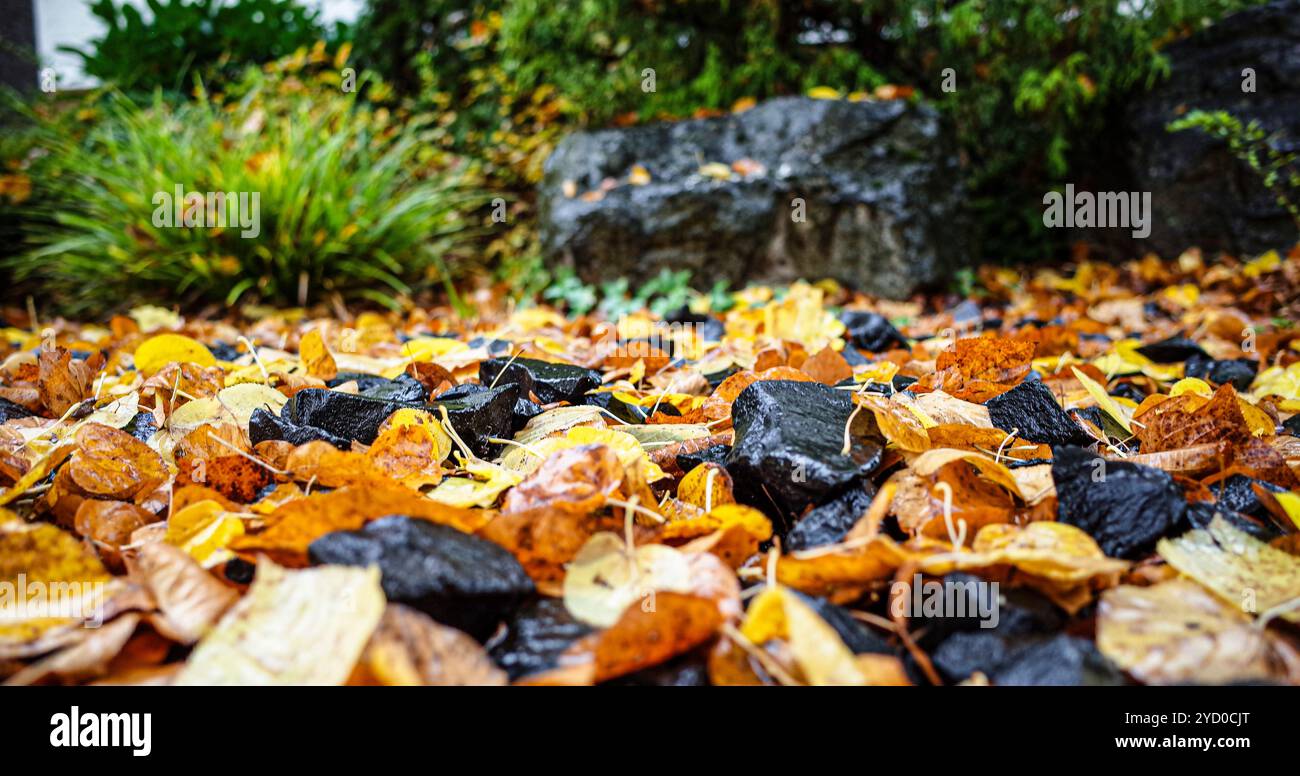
(1126, 0), (1300, 257)
(538, 97), (968, 298)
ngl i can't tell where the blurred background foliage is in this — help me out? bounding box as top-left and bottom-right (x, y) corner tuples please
(0, 0), (1273, 314)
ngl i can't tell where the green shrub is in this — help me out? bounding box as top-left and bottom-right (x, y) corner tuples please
(6, 59), (483, 314)
(63, 0), (340, 94)
(1169, 109), (1300, 227)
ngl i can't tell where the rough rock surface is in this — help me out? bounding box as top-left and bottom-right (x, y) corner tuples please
(540, 97), (968, 298)
(1126, 0), (1300, 257)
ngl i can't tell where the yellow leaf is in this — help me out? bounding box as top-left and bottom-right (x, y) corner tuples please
(698, 162), (733, 180)
(807, 86), (842, 100)
(1271, 490), (1300, 531)
(133, 333), (216, 376)
(1158, 516), (1300, 622)
(1071, 366), (1132, 434)
(165, 500), (246, 568)
(1169, 377), (1213, 398)
(299, 328), (337, 380)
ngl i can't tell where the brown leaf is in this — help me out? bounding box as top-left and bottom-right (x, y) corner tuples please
(66, 423), (168, 501)
(126, 543), (238, 644)
(351, 604), (507, 686)
(232, 484), (489, 565)
(799, 347), (853, 385)
(501, 444), (623, 515)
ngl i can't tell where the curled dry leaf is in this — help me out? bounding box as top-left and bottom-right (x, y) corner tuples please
(126, 542), (238, 644)
(4, 612), (142, 686)
(351, 604), (506, 686)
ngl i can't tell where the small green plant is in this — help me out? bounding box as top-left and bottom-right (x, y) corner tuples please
(7, 60), (482, 314)
(1168, 109), (1300, 226)
(539, 267), (720, 319)
(63, 0), (339, 94)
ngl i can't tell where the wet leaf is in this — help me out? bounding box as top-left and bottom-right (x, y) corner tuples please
(1157, 516), (1300, 623)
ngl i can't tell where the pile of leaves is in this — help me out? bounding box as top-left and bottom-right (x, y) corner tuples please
(2, 246), (1300, 686)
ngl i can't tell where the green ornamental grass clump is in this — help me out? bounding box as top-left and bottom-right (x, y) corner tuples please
(7, 58), (483, 313)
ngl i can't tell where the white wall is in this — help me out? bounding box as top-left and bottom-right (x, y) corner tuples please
(34, 0), (364, 89)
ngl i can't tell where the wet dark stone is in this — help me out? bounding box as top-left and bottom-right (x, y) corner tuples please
(308, 516), (534, 642)
(702, 366), (742, 389)
(1284, 414), (1300, 436)
(223, 557), (255, 585)
(122, 411), (158, 443)
(985, 379), (1091, 447)
(282, 388), (418, 445)
(1006, 458), (1054, 469)
(933, 632), (1014, 683)
(1184, 354), (1258, 392)
(1067, 405), (1129, 440)
(326, 371), (382, 388)
(1125, 0), (1300, 257)
(607, 647), (711, 686)
(488, 598), (594, 681)
(430, 383), (519, 458)
(1135, 336), (1210, 363)
(1186, 496), (1283, 542)
(915, 575), (1065, 683)
(510, 398), (546, 432)
(0, 397), (33, 423)
(726, 380), (883, 533)
(434, 383), (486, 401)
(467, 337), (512, 355)
(840, 310), (907, 352)
(479, 356), (602, 405)
(664, 307), (726, 343)
(840, 346), (870, 366)
(1211, 474), (1285, 519)
(248, 407), (351, 450)
(795, 592), (894, 655)
(860, 375), (918, 395)
(324, 372), (427, 403)
(785, 483), (876, 552)
(675, 443), (732, 473)
(1111, 381), (1148, 403)
(990, 635), (1126, 686)
(358, 373), (428, 403)
(207, 341), (242, 361)
(540, 96), (968, 298)
(583, 391), (651, 424)
(913, 574), (1059, 649)
(1052, 446), (1188, 559)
